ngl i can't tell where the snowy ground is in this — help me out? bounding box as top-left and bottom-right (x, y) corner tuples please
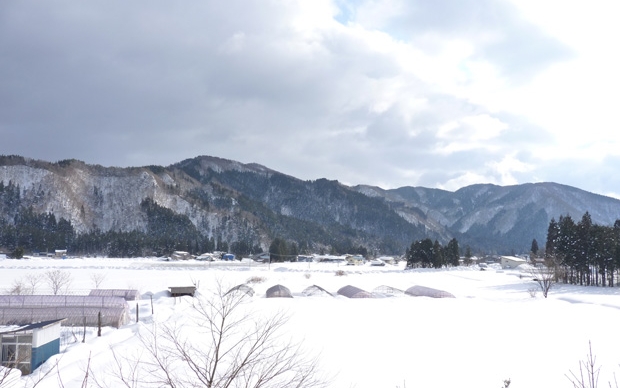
(2, 256), (620, 388)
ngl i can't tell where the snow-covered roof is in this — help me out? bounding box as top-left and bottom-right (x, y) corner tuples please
(405, 285), (455, 298)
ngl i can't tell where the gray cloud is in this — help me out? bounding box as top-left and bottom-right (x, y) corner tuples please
(0, 1), (610, 197)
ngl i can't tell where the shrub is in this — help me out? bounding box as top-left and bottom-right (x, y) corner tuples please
(334, 270), (346, 277)
(246, 276), (266, 284)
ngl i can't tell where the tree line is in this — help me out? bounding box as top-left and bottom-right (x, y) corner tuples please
(405, 238), (460, 269)
(545, 211), (620, 287)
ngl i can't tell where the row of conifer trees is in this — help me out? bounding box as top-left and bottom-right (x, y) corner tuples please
(545, 211), (620, 287)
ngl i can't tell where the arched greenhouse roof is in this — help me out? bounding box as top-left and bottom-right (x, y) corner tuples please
(337, 285), (372, 299)
(372, 285), (404, 298)
(265, 285), (292, 298)
(225, 284), (255, 297)
(301, 285), (333, 297)
(405, 285), (455, 298)
(0, 295), (130, 328)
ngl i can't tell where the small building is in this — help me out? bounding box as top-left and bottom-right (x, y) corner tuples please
(500, 256), (527, 269)
(168, 286), (196, 297)
(54, 250), (67, 259)
(265, 285), (293, 298)
(345, 255), (364, 266)
(196, 253), (217, 261)
(376, 256), (397, 265)
(0, 318), (65, 375)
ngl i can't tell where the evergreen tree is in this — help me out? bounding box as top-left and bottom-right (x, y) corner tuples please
(432, 240), (443, 268)
(445, 238), (460, 267)
(530, 238), (539, 258)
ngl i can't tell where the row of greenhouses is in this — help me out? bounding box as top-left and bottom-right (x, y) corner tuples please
(226, 284), (455, 299)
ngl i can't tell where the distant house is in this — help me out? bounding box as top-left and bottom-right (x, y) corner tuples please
(252, 253), (270, 262)
(500, 256), (527, 269)
(345, 255), (364, 266)
(0, 318), (65, 375)
(171, 251), (192, 260)
(376, 256), (397, 265)
(196, 253), (217, 261)
(54, 250), (67, 259)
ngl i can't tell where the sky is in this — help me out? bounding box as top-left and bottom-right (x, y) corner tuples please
(1, 0), (620, 197)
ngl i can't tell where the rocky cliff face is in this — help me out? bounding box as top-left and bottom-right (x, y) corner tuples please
(1, 154), (620, 254)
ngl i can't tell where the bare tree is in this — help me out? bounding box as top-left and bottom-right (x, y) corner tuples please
(25, 273), (42, 295)
(0, 365), (21, 387)
(45, 269), (73, 295)
(113, 282), (328, 388)
(7, 278), (26, 295)
(566, 342), (620, 388)
(90, 272), (107, 289)
(528, 257), (558, 298)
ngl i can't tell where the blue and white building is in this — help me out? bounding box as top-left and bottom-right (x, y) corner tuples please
(0, 318), (65, 375)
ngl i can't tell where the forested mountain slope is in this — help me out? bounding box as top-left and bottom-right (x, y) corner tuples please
(1, 154), (619, 255)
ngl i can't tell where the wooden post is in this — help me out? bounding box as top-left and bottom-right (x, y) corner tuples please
(97, 311), (102, 337)
(150, 294), (154, 314)
(82, 317), (86, 343)
(136, 303), (139, 323)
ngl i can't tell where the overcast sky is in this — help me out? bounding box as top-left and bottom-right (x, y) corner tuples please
(2, 0), (620, 197)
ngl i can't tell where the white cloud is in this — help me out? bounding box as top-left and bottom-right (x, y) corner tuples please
(488, 153), (534, 186)
(1, 0), (619, 196)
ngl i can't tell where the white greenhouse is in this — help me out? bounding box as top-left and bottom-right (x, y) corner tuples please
(0, 295), (130, 328)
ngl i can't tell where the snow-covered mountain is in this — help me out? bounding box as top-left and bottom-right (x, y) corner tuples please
(1, 154), (619, 254)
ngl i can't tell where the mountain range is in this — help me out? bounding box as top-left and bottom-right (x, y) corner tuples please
(1, 154), (619, 255)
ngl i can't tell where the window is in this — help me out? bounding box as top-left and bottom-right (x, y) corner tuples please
(1, 333), (32, 374)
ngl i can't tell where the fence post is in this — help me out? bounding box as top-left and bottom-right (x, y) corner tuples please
(98, 311), (102, 337)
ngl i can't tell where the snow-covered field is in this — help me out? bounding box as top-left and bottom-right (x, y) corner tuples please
(2, 256), (620, 388)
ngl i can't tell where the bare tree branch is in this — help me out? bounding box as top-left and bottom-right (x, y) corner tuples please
(44, 269), (73, 295)
(111, 280), (328, 388)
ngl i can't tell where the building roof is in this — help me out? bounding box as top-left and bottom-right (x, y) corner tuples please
(0, 318), (65, 334)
